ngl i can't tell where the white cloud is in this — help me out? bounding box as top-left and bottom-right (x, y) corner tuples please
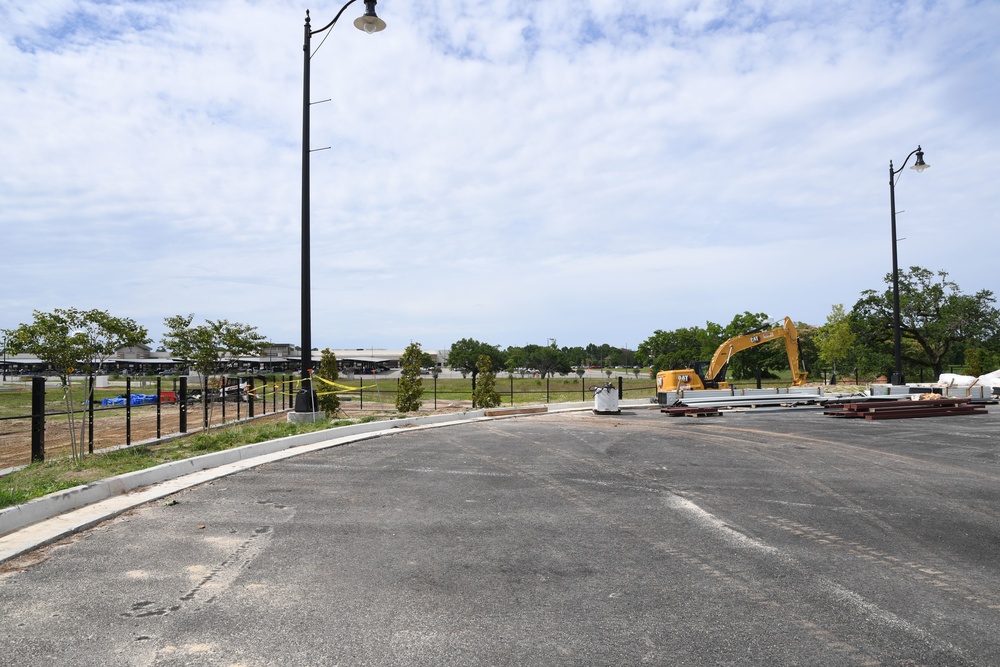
(2, 0), (998, 351)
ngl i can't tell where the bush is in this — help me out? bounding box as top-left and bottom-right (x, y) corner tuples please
(396, 343), (424, 413)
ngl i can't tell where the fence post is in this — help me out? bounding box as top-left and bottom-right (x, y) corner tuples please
(88, 375), (95, 454)
(510, 375), (514, 407)
(156, 376), (162, 440)
(31, 376), (45, 463)
(179, 376), (188, 433)
(618, 376), (623, 400)
(248, 377), (255, 418)
(126, 376), (132, 447)
(546, 376), (550, 403)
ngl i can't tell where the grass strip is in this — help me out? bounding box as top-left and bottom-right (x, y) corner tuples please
(0, 415), (384, 511)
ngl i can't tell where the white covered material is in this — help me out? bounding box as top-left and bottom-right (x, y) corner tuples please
(975, 369), (1000, 388)
(936, 369), (1000, 388)
(937, 373), (978, 386)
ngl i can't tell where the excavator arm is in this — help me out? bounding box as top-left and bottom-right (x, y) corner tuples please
(703, 316), (808, 387)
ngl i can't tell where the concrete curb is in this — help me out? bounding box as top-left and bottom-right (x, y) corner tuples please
(0, 400), (654, 564)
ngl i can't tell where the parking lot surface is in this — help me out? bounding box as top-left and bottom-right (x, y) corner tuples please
(1, 407), (999, 666)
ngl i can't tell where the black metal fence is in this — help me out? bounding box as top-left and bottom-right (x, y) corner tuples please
(0, 374), (655, 469)
(319, 374), (658, 413)
(0, 375), (295, 468)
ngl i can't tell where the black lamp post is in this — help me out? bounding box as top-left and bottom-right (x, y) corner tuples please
(888, 145), (929, 386)
(295, 0), (386, 414)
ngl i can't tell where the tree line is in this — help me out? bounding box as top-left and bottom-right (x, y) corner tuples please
(634, 267), (999, 382)
(6, 265), (997, 413)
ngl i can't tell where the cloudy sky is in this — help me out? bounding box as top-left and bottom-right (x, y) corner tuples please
(3, 0), (998, 353)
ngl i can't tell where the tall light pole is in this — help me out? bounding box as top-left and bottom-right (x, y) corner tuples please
(295, 0), (386, 415)
(888, 145), (929, 386)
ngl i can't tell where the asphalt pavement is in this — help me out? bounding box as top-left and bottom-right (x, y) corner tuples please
(1, 406), (999, 666)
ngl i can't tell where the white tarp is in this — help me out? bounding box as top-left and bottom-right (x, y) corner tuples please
(936, 369), (1000, 388)
(937, 373), (978, 386)
(975, 369), (1000, 388)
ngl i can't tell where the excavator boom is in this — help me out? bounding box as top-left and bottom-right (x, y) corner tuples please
(655, 316), (808, 393)
(705, 316), (807, 386)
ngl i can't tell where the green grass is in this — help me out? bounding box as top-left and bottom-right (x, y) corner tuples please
(0, 416), (379, 511)
(401, 375), (655, 405)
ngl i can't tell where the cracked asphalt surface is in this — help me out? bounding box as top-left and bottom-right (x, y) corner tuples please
(1, 407), (999, 666)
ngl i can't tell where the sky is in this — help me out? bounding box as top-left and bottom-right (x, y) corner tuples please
(2, 0), (998, 353)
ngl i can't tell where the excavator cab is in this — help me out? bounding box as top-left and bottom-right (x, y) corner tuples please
(693, 360), (728, 389)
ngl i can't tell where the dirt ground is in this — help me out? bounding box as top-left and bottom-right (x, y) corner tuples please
(0, 397), (476, 472)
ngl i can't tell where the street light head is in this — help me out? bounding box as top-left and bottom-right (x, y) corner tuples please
(354, 0), (386, 34)
(911, 145), (930, 172)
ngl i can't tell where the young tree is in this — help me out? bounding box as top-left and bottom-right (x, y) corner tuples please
(472, 354), (501, 409)
(4, 308), (149, 385)
(851, 267), (999, 377)
(317, 348), (341, 416)
(4, 308), (150, 460)
(815, 304), (856, 380)
(396, 342), (425, 413)
(161, 315), (267, 426)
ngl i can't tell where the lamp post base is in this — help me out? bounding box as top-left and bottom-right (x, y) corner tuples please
(288, 409), (325, 424)
(890, 372), (906, 386)
(290, 388), (324, 423)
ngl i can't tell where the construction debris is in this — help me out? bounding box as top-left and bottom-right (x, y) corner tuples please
(661, 406), (723, 418)
(823, 397), (988, 420)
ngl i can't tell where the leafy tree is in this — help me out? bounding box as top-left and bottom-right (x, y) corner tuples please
(563, 346), (587, 370)
(317, 349), (341, 416)
(4, 308), (149, 384)
(815, 304), (856, 378)
(162, 315), (267, 425)
(636, 322), (724, 374)
(585, 343), (614, 368)
(4, 308), (150, 460)
(523, 343), (570, 378)
(418, 350), (436, 370)
(851, 267), (999, 377)
(722, 312), (784, 382)
(396, 342), (425, 413)
(471, 354), (501, 409)
(447, 338), (504, 383)
(504, 346), (527, 376)
(963, 346), (1000, 377)
(794, 322), (820, 377)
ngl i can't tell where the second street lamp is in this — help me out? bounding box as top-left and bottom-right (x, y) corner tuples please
(887, 145), (929, 386)
(294, 0), (386, 416)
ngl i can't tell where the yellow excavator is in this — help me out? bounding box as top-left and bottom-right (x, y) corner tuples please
(656, 316), (808, 392)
